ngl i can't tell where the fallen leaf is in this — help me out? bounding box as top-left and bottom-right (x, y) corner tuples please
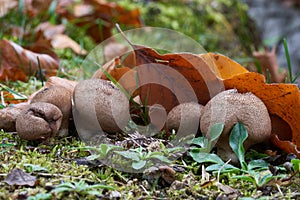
(86, 0), (142, 26)
(34, 22), (87, 55)
(253, 46), (286, 83)
(4, 168), (38, 186)
(200, 53), (249, 79)
(215, 182), (238, 195)
(68, 0), (142, 42)
(23, 0), (53, 17)
(0, 39), (59, 81)
(271, 135), (300, 158)
(104, 42), (129, 62)
(129, 45), (224, 113)
(35, 22), (66, 39)
(22, 0), (72, 17)
(159, 166), (176, 185)
(224, 72), (300, 156)
(73, 3), (94, 17)
(0, 0), (17, 17)
(0, 91), (27, 105)
(51, 34), (87, 55)
(97, 48), (225, 113)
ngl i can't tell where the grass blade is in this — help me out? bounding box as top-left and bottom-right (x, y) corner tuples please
(0, 83), (27, 100)
(283, 38), (293, 82)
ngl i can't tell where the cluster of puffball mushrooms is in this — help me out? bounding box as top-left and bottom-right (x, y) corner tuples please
(0, 76), (272, 164)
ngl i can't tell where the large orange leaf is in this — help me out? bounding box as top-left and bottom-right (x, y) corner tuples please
(0, 39), (59, 81)
(132, 46), (224, 113)
(224, 72), (300, 156)
(96, 46), (224, 113)
(200, 53), (249, 79)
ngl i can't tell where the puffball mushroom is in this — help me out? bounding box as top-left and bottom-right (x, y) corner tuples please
(0, 103), (28, 132)
(30, 85), (72, 136)
(73, 79), (129, 137)
(167, 102), (204, 136)
(200, 89), (272, 164)
(16, 102), (63, 141)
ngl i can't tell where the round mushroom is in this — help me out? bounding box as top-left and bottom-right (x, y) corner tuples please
(16, 102), (63, 141)
(200, 89), (272, 164)
(0, 103), (28, 132)
(73, 79), (130, 139)
(30, 85), (72, 137)
(167, 102), (203, 136)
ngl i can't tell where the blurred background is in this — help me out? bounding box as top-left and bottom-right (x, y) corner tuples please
(0, 0), (299, 83)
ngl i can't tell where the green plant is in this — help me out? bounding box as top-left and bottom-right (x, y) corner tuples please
(229, 122), (248, 170)
(23, 164), (49, 173)
(78, 144), (123, 160)
(190, 122), (285, 188)
(283, 38), (300, 83)
(51, 180), (114, 197)
(116, 146), (172, 170)
(28, 193), (52, 200)
(291, 159), (300, 172)
(0, 142), (14, 155)
(189, 123), (226, 164)
(227, 123), (284, 188)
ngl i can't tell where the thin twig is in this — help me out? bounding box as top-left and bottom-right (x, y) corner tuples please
(217, 159), (231, 183)
(1, 91), (5, 106)
(115, 23), (134, 46)
(139, 184), (150, 195)
(276, 183), (283, 196)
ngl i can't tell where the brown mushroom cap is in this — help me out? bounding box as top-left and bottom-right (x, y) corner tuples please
(0, 103), (28, 132)
(73, 79), (129, 137)
(30, 85), (72, 136)
(16, 102), (62, 141)
(200, 89), (272, 163)
(167, 102), (203, 136)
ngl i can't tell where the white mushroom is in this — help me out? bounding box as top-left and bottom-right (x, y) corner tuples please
(200, 89), (272, 164)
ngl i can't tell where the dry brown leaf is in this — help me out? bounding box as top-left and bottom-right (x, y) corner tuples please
(4, 168), (38, 186)
(132, 45), (224, 113)
(0, 0), (17, 17)
(253, 46), (286, 83)
(22, 0), (73, 17)
(35, 22), (66, 39)
(51, 34), (87, 55)
(0, 39), (59, 81)
(68, 0), (142, 42)
(96, 46), (224, 113)
(104, 42), (129, 62)
(73, 4), (94, 17)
